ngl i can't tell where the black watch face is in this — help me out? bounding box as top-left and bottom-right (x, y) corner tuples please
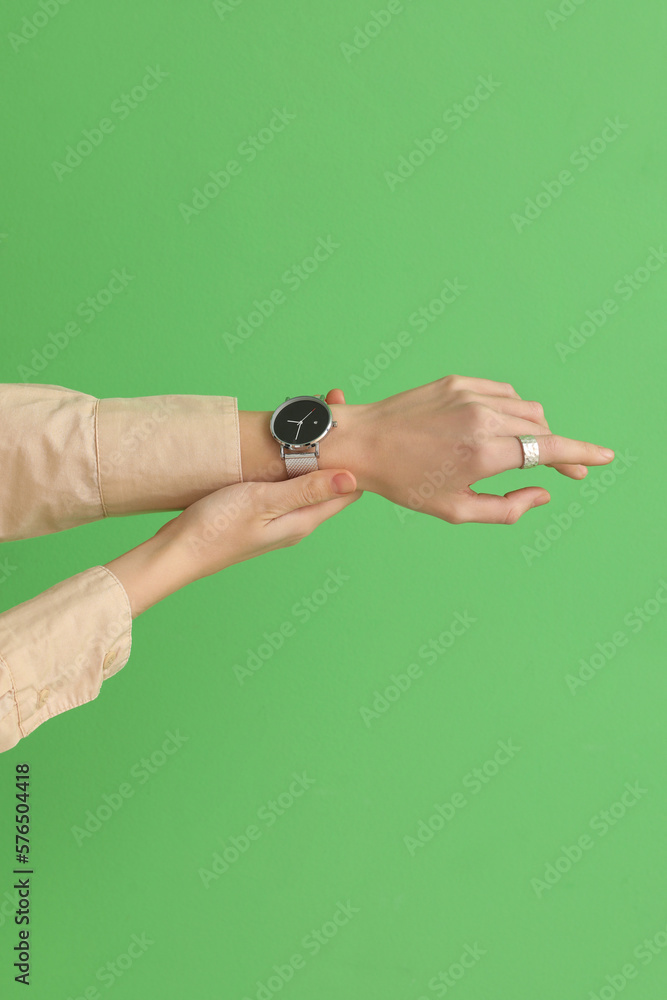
(272, 397), (331, 446)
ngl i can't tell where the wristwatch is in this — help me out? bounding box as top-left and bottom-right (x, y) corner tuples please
(269, 395), (338, 478)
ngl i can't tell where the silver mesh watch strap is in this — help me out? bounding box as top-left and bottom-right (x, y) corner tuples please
(284, 451), (318, 478)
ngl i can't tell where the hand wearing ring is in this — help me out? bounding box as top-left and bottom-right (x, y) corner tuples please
(518, 435), (540, 469)
(321, 374), (615, 525)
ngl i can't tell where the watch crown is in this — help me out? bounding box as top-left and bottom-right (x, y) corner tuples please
(332, 421), (338, 427)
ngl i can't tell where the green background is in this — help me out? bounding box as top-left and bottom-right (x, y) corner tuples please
(1, 0), (666, 997)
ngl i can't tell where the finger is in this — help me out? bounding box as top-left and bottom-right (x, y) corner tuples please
(450, 487), (551, 524)
(325, 388), (346, 405)
(486, 435), (614, 476)
(445, 374), (522, 398)
(461, 393), (587, 479)
(544, 458), (588, 479)
(452, 406), (550, 449)
(263, 468), (358, 519)
(283, 488), (363, 537)
(491, 414), (589, 445)
(462, 393), (548, 422)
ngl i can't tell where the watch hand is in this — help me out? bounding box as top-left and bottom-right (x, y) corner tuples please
(288, 408), (314, 425)
(287, 409), (314, 443)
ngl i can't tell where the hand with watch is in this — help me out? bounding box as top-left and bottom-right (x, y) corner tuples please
(107, 375), (615, 617)
(255, 375), (616, 525)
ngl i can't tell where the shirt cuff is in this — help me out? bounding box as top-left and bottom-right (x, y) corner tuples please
(0, 382), (102, 542)
(96, 393), (242, 516)
(0, 565), (132, 753)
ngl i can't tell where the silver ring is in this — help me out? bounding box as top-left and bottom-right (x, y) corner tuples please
(518, 435), (539, 469)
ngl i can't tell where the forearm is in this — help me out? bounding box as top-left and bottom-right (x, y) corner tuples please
(103, 521), (197, 619)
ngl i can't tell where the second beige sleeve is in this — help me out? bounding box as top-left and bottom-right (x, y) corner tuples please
(0, 565), (132, 753)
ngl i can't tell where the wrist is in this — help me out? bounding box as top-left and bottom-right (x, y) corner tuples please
(238, 410), (287, 482)
(324, 402), (381, 493)
(104, 519), (194, 618)
(238, 401), (381, 491)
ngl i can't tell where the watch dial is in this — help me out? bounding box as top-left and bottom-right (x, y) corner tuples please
(273, 398), (331, 446)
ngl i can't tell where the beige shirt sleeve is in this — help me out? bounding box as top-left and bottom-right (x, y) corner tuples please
(0, 566), (132, 752)
(0, 382), (242, 541)
(0, 382), (243, 751)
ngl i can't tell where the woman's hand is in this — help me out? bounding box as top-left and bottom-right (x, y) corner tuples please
(105, 468), (362, 617)
(169, 468), (361, 580)
(325, 374), (615, 525)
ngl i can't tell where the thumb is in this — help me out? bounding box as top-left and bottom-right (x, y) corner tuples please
(264, 469), (357, 518)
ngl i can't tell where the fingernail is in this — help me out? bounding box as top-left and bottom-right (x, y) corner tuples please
(333, 473), (355, 494)
(600, 447), (614, 459)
